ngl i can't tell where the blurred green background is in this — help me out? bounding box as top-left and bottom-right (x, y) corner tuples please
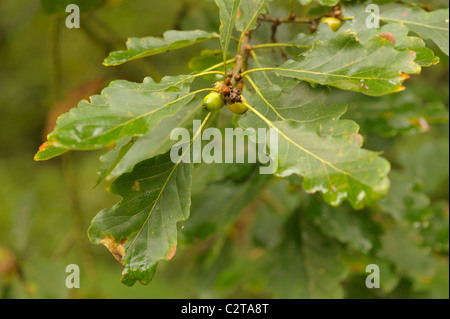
(0, 0), (448, 299)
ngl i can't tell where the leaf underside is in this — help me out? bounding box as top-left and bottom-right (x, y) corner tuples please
(240, 82), (391, 209)
(89, 151), (193, 286)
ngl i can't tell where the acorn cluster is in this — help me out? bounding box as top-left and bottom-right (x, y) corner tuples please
(202, 72), (249, 115)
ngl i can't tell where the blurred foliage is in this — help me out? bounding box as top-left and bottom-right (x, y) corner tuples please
(0, 0), (448, 298)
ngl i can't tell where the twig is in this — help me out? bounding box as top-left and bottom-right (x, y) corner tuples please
(259, 14), (318, 24)
(251, 43), (311, 50)
(232, 31), (252, 90)
(270, 20), (288, 60)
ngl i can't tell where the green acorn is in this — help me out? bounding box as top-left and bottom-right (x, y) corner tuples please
(319, 17), (342, 32)
(203, 92), (225, 112)
(227, 96), (249, 115)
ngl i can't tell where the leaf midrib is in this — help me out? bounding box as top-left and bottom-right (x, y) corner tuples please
(125, 113), (210, 266)
(54, 88), (206, 145)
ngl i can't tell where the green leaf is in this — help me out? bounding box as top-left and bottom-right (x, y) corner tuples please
(380, 6), (450, 56)
(345, 84), (449, 138)
(292, 17), (440, 67)
(274, 120), (390, 209)
(181, 168), (268, 244)
(252, 179), (302, 249)
(38, 75), (198, 153)
(242, 82), (342, 126)
(214, 0), (241, 65)
(378, 222), (449, 298)
(103, 30), (219, 66)
(236, 0), (271, 32)
(377, 171), (430, 221)
(33, 142), (68, 161)
(105, 99), (205, 181)
(95, 137), (138, 187)
(240, 82), (391, 209)
(395, 134), (449, 195)
(248, 55), (301, 90)
(181, 129), (272, 243)
(343, 7), (440, 67)
(311, 201), (381, 253)
(274, 32), (421, 96)
(269, 211), (348, 298)
(419, 201), (449, 254)
(88, 150), (193, 286)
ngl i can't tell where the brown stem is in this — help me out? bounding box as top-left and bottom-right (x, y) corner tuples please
(232, 31), (252, 91)
(270, 20), (288, 60)
(259, 14), (319, 24)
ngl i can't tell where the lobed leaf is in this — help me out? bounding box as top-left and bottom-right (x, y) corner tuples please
(95, 137), (138, 187)
(214, 0), (241, 65)
(273, 120), (390, 209)
(269, 212), (348, 298)
(292, 21), (439, 68)
(101, 99), (205, 182)
(34, 141), (68, 161)
(378, 222), (449, 297)
(377, 170), (430, 221)
(240, 82), (391, 209)
(236, 0), (272, 32)
(104, 30), (219, 66)
(275, 32), (421, 96)
(380, 6), (449, 56)
(344, 84), (449, 138)
(89, 151), (193, 286)
(36, 75), (198, 155)
(310, 200), (382, 253)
